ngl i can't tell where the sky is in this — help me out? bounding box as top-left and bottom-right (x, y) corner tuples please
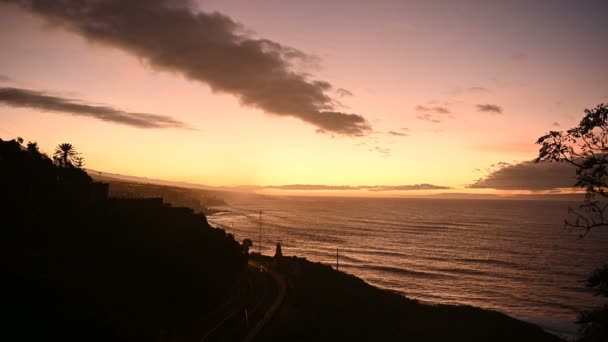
(0, 0), (607, 195)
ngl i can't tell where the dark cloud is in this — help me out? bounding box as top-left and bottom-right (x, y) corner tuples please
(387, 130), (408, 137)
(415, 105), (450, 114)
(336, 88), (353, 97)
(476, 104), (503, 114)
(416, 113), (442, 123)
(264, 184), (450, 191)
(0, 87), (191, 129)
(0, 75), (12, 82)
(552, 121), (560, 127)
(6, 0), (371, 136)
(468, 160), (577, 190)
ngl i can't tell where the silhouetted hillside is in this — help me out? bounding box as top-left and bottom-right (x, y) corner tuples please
(257, 255), (563, 342)
(0, 138), (247, 341)
(99, 178), (227, 213)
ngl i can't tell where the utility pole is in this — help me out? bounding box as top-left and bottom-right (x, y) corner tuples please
(336, 248), (339, 271)
(258, 210), (262, 254)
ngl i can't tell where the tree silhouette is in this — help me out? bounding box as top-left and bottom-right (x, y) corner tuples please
(537, 103), (608, 236)
(536, 103), (608, 341)
(73, 154), (85, 169)
(54, 143), (78, 167)
(26, 141), (42, 157)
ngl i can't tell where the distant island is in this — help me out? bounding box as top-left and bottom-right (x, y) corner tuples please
(1, 137), (563, 341)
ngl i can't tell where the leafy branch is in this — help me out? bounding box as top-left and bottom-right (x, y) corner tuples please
(536, 103), (608, 236)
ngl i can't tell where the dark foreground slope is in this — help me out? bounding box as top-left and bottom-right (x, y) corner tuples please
(0, 138), (247, 341)
(257, 255), (563, 342)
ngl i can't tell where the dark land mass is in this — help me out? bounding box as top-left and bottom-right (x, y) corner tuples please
(100, 177), (227, 214)
(1, 138), (247, 341)
(1, 137), (564, 341)
(257, 254), (563, 342)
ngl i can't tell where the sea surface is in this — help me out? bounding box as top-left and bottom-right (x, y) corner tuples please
(207, 195), (608, 337)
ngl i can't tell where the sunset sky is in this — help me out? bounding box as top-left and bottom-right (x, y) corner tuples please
(1, 0), (607, 194)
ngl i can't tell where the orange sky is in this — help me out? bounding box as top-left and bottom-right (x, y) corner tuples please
(0, 1), (606, 193)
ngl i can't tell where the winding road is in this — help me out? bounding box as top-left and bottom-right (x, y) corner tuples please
(174, 259), (285, 342)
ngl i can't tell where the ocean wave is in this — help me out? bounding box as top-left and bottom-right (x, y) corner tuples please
(343, 263), (455, 280)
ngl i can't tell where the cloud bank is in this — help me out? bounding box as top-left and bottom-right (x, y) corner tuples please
(469, 160), (577, 190)
(365, 184), (450, 191)
(476, 104), (503, 114)
(265, 184), (450, 191)
(0, 87), (191, 129)
(6, 0), (371, 136)
(0, 75), (12, 82)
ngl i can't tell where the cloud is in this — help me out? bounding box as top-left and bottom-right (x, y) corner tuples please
(370, 146), (391, 156)
(0, 87), (191, 129)
(0, 75), (12, 82)
(416, 113), (442, 123)
(365, 184), (451, 191)
(336, 88), (353, 97)
(415, 105), (450, 114)
(476, 103), (503, 114)
(387, 130), (408, 137)
(264, 184), (450, 191)
(266, 184), (357, 191)
(415, 105), (451, 123)
(468, 160), (577, 190)
(401, 127), (410, 131)
(552, 121), (560, 127)
(7, 0), (371, 136)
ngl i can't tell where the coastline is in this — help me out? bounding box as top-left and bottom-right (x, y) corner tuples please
(205, 196), (606, 338)
(252, 253), (564, 342)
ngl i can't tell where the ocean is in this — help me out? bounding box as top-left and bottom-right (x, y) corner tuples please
(207, 195), (608, 337)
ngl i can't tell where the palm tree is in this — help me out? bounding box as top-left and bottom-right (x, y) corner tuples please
(53, 143), (77, 167)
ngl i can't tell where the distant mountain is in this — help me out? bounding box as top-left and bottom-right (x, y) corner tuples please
(87, 168), (256, 192)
